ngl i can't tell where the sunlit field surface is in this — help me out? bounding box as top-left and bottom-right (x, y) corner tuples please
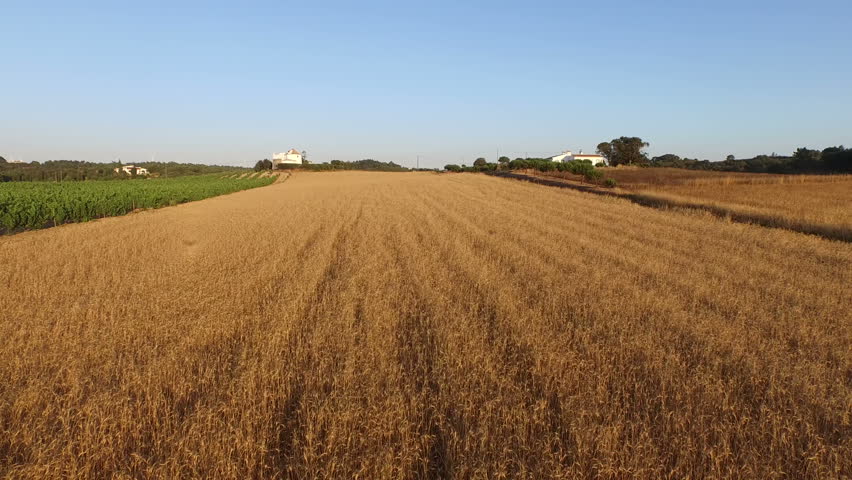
(601, 167), (852, 229)
(1, 172), (849, 479)
(538, 168), (852, 241)
(644, 181), (852, 229)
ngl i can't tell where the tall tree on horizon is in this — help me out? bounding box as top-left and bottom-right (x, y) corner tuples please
(597, 137), (650, 166)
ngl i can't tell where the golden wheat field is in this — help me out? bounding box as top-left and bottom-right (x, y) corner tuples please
(601, 167), (852, 188)
(643, 181), (852, 229)
(1, 171), (851, 479)
(602, 168), (852, 233)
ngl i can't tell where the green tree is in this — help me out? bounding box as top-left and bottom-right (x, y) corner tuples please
(254, 159), (272, 171)
(444, 164), (462, 172)
(726, 154), (735, 161)
(651, 154), (681, 164)
(822, 146), (851, 172)
(596, 142), (612, 163)
(474, 158), (487, 167)
(597, 137), (649, 166)
(792, 147), (821, 171)
(498, 156), (510, 164)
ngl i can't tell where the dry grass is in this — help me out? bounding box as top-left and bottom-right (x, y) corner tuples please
(601, 166), (852, 188)
(634, 182), (852, 238)
(1, 171), (850, 479)
(535, 168), (852, 241)
(602, 167), (852, 229)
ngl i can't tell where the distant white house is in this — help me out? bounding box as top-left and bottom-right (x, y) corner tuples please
(551, 150), (574, 162)
(114, 165), (149, 176)
(272, 149), (303, 168)
(551, 150), (607, 165)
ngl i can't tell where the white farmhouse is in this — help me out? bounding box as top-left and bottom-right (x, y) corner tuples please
(272, 149), (303, 168)
(114, 165), (149, 175)
(551, 150), (607, 165)
(551, 150), (574, 162)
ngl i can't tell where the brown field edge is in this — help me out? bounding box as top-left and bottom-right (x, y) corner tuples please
(488, 171), (852, 242)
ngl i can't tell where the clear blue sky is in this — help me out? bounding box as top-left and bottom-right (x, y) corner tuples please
(2, 0), (850, 168)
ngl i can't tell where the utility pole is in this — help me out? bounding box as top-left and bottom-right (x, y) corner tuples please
(416, 155), (420, 169)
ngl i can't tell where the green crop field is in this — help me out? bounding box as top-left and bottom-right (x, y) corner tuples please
(0, 175), (275, 233)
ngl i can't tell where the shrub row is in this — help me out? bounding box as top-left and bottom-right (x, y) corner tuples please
(444, 159), (615, 186)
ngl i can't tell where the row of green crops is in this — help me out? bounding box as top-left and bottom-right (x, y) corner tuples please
(0, 175), (275, 233)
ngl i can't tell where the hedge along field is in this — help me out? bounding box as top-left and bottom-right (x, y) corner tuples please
(0, 175), (275, 233)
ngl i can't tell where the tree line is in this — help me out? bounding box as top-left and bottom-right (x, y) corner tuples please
(645, 147), (851, 173)
(254, 158), (409, 172)
(444, 157), (614, 186)
(444, 136), (852, 176)
(596, 137), (851, 173)
(443, 137), (649, 173)
(0, 158), (248, 182)
(593, 138), (851, 173)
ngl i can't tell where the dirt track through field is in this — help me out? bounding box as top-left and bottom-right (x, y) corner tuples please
(1, 172), (850, 479)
